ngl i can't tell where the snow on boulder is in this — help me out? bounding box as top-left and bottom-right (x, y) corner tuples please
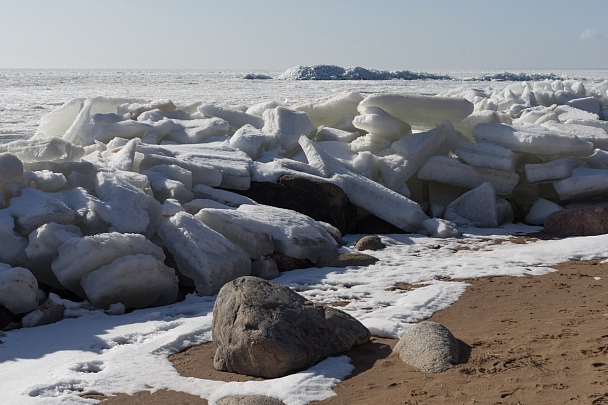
(473, 123), (594, 157)
(198, 104), (264, 130)
(9, 188), (76, 235)
(353, 106), (412, 140)
(51, 232), (166, 298)
(80, 254), (178, 310)
(418, 156), (520, 196)
(0, 265), (39, 314)
(292, 91), (364, 129)
(262, 106), (317, 154)
(158, 212), (251, 296)
(358, 93), (474, 130)
(444, 182), (500, 228)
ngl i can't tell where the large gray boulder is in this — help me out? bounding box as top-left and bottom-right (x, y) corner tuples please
(213, 276), (371, 378)
(394, 321), (460, 373)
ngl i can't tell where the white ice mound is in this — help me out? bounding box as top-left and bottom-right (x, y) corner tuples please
(473, 123), (594, 156)
(80, 254), (178, 310)
(158, 212), (251, 296)
(51, 233), (166, 298)
(262, 106), (317, 153)
(358, 93), (474, 130)
(228, 124), (273, 159)
(0, 265), (39, 314)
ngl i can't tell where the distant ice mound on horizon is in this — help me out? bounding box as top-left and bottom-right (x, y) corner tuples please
(464, 72), (576, 82)
(278, 65), (453, 81)
(243, 73), (273, 80)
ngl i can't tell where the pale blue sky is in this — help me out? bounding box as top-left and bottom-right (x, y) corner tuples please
(1, 0), (607, 70)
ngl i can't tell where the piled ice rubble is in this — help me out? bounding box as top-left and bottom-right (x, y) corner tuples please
(1, 76), (608, 322)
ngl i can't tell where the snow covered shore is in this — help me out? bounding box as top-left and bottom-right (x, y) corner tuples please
(1, 76), (608, 403)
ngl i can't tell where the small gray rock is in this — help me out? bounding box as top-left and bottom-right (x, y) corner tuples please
(315, 253), (378, 267)
(394, 321), (460, 373)
(217, 395), (285, 405)
(354, 235), (385, 251)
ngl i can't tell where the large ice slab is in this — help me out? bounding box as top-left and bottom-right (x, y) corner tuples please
(161, 117), (230, 144)
(198, 104), (264, 130)
(444, 182), (499, 228)
(195, 208), (276, 259)
(9, 188), (76, 235)
(292, 91), (363, 129)
(553, 167), (608, 200)
(455, 141), (515, 172)
(418, 156), (520, 195)
(0, 138), (85, 163)
(199, 204), (338, 262)
(473, 123), (594, 156)
(51, 232), (166, 298)
(299, 136), (429, 232)
(358, 93), (474, 130)
(94, 172), (160, 234)
(228, 124), (273, 159)
(378, 124), (449, 189)
(158, 212), (251, 296)
(525, 198), (564, 225)
(80, 254), (178, 309)
(353, 107), (411, 140)
(524, 158), (583, 183)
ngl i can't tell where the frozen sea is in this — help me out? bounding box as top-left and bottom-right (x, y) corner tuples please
(2, 68), (607, 143)
(2, 67), (608, 404)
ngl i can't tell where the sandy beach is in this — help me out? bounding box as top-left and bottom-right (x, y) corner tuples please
(94, 254), (608, 405)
